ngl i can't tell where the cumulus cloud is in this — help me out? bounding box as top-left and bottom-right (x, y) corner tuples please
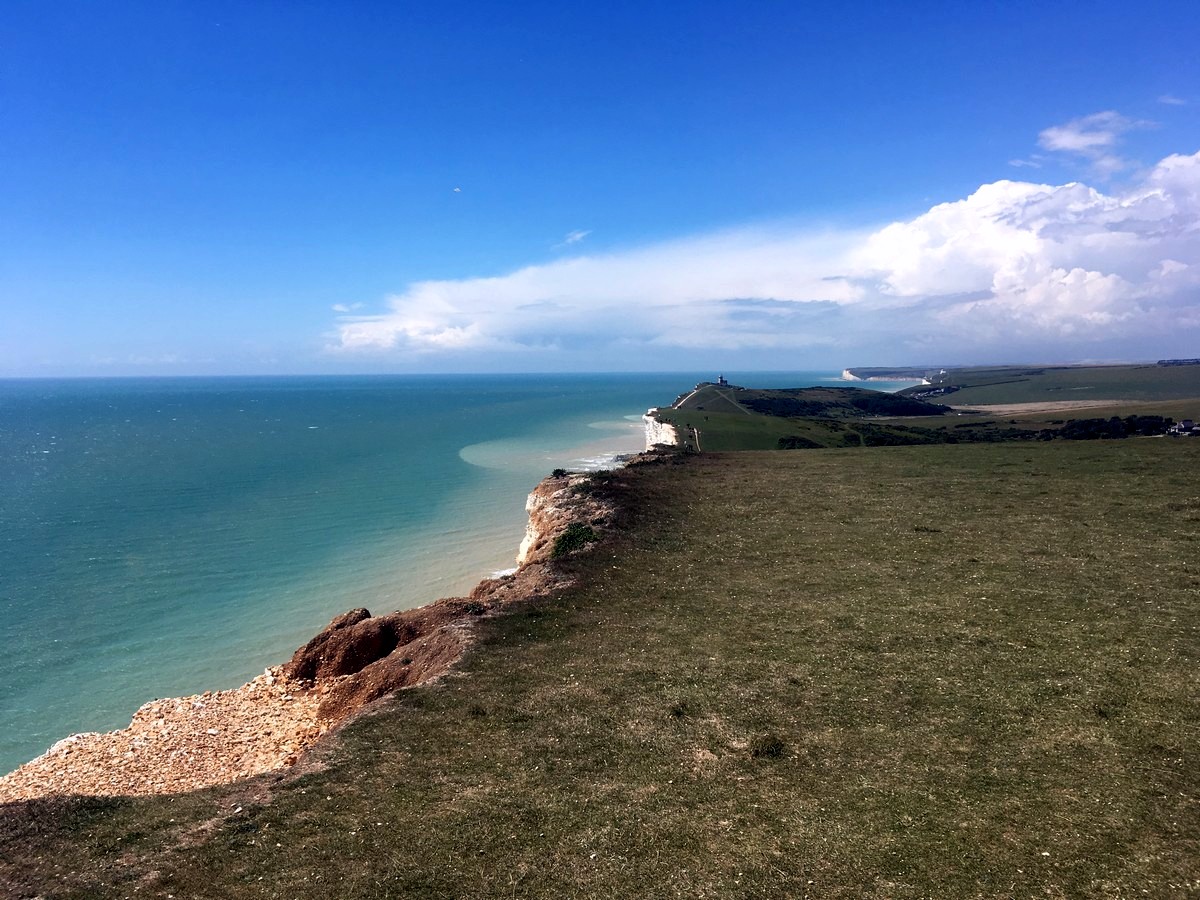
(330, 149), (1200, 365)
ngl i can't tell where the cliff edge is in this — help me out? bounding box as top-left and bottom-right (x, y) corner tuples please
(0, 468), (626, 802)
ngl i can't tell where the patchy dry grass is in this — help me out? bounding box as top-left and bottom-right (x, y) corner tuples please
(3, 440), (1198, 898)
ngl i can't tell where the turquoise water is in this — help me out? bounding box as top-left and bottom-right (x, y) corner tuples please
(0, 371), (895, 772)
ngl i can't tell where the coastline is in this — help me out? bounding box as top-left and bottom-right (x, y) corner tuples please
(0, 373), (706, 773)
(0, 416), (676, 802)
(6, 427), (1196, 895)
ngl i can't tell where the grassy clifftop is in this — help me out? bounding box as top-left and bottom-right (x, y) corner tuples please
(901, 362), (1200, 404)
(3, 439), (1198, 897)
(653, 368), (1200, 452)
(657, 383), (952, 451)
(675, 382), (948, 418)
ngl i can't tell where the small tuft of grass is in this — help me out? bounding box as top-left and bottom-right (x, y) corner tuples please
(748, 732), (787, 759)
(668, 700), (692, 719)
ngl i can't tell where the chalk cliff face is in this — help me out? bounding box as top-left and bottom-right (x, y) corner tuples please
(517, 474), (569, 566)
(516, 473), (613, 566)
(643, 412), (678, 448)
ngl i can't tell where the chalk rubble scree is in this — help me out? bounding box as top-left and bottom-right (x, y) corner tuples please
(0, 469), (625, 802)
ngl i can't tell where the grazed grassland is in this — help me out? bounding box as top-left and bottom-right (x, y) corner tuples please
(2, 440), (1198, 898)
(908, 363), (1200, 405)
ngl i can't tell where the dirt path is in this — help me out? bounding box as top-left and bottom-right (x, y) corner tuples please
(951, 399), (1148, 416)
(713, 388), (753, 415)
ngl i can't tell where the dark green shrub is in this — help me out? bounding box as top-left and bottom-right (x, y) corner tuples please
(573, 470), (617, 498)
(848, 394), (949, 416)
(1045, 415), (1173, 440)
(857, 423), (942, 446)
(777, 434), (822, 450)
(552, 523), (597, 558)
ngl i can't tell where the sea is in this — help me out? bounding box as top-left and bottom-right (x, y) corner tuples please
(0, 371), (915, 773)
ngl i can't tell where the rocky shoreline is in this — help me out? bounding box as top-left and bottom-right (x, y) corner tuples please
(0, 465), (631, 803)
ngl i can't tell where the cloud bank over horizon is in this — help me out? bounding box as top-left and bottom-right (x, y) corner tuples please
(331, 147), (1200, 368)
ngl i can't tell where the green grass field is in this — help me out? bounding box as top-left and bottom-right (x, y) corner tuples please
(906, 363), (1200, 405)
(655, 407), (841, 450)
(652, 369), (1200, 453)
(4, 440), (1197, 898)
(656, 384), (957, 450)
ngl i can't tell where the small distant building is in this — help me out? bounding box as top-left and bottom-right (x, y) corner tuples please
(1167, 419), (1196, 436)
(717, 374), (728, 386)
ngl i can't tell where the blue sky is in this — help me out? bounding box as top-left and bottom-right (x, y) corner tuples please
(3, 1), (1199, 375)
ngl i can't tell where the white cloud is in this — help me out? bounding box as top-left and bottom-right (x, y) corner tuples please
(90, 353), (186, 367)
(332, 302), (364, 313)
(329, 149), (1200, 365)
(1038, 111), (1132, 153)
(562, 229), (591, 245)
(1037, 111), (1151, 178)
(1158, 94), (1187, 106)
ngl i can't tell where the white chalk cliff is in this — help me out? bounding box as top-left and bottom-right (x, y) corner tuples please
(643, 411), (678, 448)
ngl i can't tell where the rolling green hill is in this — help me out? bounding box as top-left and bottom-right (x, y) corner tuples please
(900, 363), (1200, 405)
(676, 383), (949, 418)
(654, 370), (1200, 452)
(657, 383), (954, 450)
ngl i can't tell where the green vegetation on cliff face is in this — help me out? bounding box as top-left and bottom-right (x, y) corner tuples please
(4, 440), (1198, 898)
